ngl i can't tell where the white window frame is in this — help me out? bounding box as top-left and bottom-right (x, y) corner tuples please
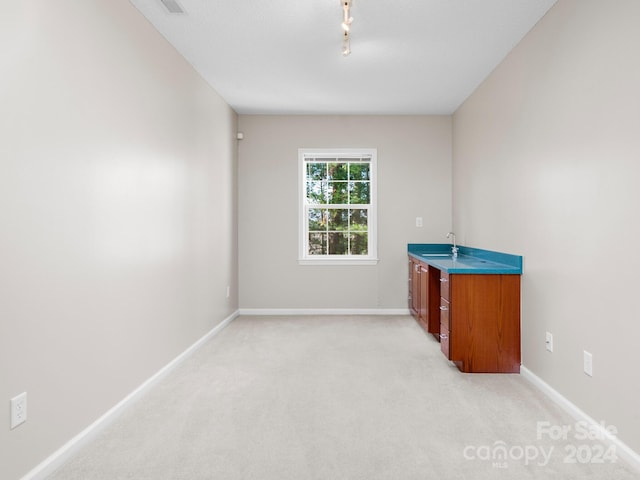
(298, 148), (378, 265)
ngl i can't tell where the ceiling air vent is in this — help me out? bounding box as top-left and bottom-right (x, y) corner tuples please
(160, 0), (184, 14)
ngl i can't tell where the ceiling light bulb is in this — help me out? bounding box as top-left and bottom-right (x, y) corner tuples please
(342, 35), (351, 56)
(340, 0), (353, 56)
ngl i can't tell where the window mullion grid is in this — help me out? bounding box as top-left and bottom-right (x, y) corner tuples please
(327, 203), (351, 256)
(302, 153), (373, 259)
(347, 163), (351, 255)
(306, 204), (313, 255)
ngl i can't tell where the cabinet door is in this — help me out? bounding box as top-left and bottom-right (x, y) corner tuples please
(408, 258), (415, 314)
(408, 257), (418, 316)
(409, 257), (420, 317)
(419, 264), (429, 328)
(449, 274), (521, 373)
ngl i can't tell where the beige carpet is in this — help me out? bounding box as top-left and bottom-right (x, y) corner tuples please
(48, 315), (638, 479)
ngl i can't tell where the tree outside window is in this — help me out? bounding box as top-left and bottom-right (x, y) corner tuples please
(299, 149), (377, 265)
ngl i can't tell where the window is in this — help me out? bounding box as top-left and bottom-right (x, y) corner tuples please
(299, 148), (377, 265)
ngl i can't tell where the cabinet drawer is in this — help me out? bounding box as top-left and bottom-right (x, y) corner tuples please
(439, 298), (450, 331)
(440, 271), (450, 300)
(440, 326), (450, 359)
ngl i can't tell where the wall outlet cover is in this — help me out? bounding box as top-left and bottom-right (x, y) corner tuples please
(10, 392), (27, 429)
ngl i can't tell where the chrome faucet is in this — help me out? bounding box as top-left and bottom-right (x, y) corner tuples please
(447, 232), (458, 258)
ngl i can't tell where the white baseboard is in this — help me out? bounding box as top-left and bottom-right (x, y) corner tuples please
(238, 308), (411, 316)
(22, 310), (240, 480)
(521, 366), (640, 473)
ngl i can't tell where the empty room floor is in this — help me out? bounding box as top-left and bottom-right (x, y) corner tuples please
(48, 315), (638, 479)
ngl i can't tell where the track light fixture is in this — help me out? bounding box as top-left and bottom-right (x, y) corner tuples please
(341, 0), (353, 56)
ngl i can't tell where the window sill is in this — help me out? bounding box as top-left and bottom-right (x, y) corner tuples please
(298, 258), (379, 266)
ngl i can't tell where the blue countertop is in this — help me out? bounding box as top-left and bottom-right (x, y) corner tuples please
(408, 244), (523, 274)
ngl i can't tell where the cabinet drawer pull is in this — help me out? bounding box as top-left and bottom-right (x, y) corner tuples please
(440, 305), (448, 311)
(440, 278), (448, 283)
(440, 334), (448, 340)
(414, 264), (420, 272)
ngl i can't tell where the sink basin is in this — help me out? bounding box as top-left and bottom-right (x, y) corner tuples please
(409, 244), (523, 274)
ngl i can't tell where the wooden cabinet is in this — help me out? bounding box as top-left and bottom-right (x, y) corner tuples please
(408, 246), (522, 374)
(408, 257), (420, 317)
(408, 256), (440, 340)
(440, 271), (521, 373)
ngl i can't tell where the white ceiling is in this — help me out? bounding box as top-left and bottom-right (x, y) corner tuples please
(129, 0), (557, 115)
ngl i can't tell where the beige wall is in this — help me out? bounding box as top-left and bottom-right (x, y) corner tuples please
(238, 115), (451, 310)
(453, 0), (640, 454)
(0, 1), (238, 478)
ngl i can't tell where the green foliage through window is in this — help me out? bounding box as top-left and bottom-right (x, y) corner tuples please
(304, 157), (372, 256)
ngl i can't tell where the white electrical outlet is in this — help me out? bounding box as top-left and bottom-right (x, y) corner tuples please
(10, 392), (27, 429)
(545, 332), (553, 352)
(415, 217), (423, 228)
(584, 351), (593, 377)
(226, 286), (230, 298)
